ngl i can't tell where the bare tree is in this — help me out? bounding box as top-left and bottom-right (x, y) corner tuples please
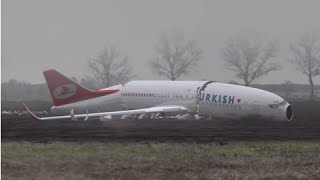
(87, 46), (134, 88)
(281, 80), (295, 99)
(80, 76), (100, 90)
(289, 33), (320, 98)
(150, 33), (202, 81)
(221, 35), (280, 86)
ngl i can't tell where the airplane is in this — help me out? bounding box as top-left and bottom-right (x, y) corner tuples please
(24, 69), (294, 121)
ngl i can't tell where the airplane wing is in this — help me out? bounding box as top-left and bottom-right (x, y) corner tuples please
(23, 103), (189, 121)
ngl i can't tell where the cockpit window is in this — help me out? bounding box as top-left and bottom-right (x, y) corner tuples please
(268, 100), (287, 108)
(268, 104), (278, 108)
(279, 100), (287, 106)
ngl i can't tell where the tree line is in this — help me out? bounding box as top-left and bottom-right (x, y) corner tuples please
(2, 31), (320, 99)
(84, 31), (319, 99)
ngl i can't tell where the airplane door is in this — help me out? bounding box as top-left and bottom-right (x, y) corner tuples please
(184, 87), (198, 113)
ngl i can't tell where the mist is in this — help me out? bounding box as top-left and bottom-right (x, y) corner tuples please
(2, 0), (320, 85)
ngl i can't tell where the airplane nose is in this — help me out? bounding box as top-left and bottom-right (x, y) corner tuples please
(285, 105), (293, 121)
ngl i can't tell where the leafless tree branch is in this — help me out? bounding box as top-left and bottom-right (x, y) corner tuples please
(221, 35), (280, 86)
(289, 32), (320, 98)
(87, 46), (134, 88)
(150, 33), (202, 80)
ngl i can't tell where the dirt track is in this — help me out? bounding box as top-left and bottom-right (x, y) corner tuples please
(2, 101), (320, 143)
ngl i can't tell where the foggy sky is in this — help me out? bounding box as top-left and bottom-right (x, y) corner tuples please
(2, 0), (320, 84)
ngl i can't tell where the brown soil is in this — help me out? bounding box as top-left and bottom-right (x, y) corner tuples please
(2, 101), (320, 143)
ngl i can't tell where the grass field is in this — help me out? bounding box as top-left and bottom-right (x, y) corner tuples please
(2, 141), (320, 180)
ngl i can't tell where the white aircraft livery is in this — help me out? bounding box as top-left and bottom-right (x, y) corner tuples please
(24, 69), (294, 121)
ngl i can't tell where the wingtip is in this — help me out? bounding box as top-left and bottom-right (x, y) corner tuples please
(22, 103), (40, 120)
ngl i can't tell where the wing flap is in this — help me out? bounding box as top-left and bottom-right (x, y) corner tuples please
(23, 104), (188, 121)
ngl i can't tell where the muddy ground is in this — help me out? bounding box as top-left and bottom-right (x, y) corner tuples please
(2, 101), (320, 143)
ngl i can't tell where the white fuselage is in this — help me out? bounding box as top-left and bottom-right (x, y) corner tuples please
(51, 81), (293, 121)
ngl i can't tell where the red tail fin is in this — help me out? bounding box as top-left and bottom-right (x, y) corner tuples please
(43, 69), (119, 106)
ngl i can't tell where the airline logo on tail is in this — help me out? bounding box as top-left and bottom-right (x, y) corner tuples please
(53, 84), (77, 99)
(43, 69), (119, 106)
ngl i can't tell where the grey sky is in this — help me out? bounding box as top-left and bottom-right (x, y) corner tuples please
(2, 0), (320, 84)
